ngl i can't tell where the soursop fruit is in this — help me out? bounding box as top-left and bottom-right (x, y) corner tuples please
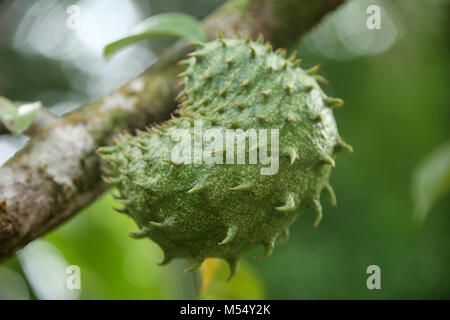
(98, 34), (352, 279)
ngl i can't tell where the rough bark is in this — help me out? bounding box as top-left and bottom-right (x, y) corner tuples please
(0, 0), (345, 262)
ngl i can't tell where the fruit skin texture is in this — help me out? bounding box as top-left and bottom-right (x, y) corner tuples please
(98, 36), (352, 278)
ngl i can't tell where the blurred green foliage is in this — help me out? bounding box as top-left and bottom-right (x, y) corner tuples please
(0, 96), (41, 135)
(200, 260), (265, 300)
(0, 0), (449, 299)
(411, 141), (450, 222)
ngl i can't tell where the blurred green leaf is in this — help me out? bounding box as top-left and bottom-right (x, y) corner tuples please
(200, 259), (265, 300)
(0, 96), (41, 135)
(412, 141), (450, 222)
(104, 12), (206, 59)
(43, 192), (185, 300)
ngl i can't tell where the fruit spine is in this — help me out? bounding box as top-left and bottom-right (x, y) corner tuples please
(98, 34), (352, 279)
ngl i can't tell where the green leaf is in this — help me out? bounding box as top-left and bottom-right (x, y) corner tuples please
(411, 141), (450, 222)
(0, 96), (41, 135)
(104, 12), (206, 59)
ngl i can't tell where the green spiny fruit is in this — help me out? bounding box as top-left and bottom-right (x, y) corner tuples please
(98, 34), (352, 279)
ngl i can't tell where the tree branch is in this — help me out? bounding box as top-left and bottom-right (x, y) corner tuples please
(0, 0), (345, 262)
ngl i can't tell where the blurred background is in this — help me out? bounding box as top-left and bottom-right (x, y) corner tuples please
(0, 0), (448, 299)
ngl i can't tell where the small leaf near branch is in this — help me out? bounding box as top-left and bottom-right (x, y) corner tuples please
(411, 141), (450, 222)
(0, 96), (41, 135)
(104, 12), (206, 60)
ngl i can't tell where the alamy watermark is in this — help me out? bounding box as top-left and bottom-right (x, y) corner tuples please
(366, 265), (381, 290)
(66, 265), (81, 290)
(170, 120), (279, 176)
(66, 5), (81, 30)
(366, 5), (381, 30)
